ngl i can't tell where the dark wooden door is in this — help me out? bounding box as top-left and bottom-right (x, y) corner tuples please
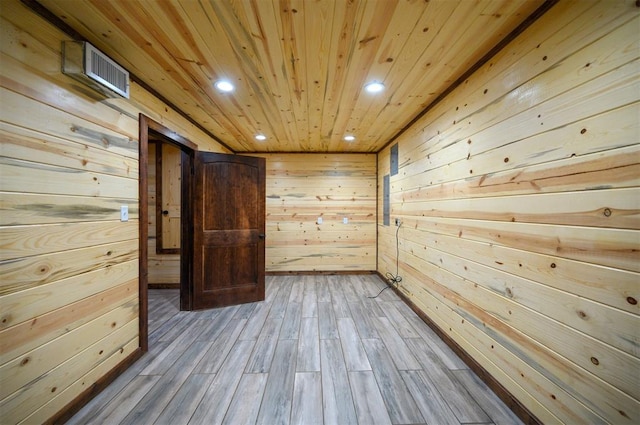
(188, 152), (266, 310)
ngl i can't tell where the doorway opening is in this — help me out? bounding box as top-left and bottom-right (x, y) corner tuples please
(138, 114), (197, 351)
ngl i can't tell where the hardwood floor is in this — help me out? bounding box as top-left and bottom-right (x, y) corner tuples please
(66, 275), (523, 425)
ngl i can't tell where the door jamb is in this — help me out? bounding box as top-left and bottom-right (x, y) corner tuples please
(138, 114), (197, 351)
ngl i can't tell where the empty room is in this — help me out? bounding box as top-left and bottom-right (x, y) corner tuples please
(1, 0), (638, 424)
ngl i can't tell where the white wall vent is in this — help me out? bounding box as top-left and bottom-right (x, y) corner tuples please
(62, 41), (130, 99)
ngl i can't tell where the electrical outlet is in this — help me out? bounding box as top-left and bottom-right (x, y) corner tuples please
(120, 205), (129, 222)
(395, 218), (401, 227)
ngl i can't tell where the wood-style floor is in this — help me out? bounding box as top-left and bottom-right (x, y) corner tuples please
(66, 275), (523, 425)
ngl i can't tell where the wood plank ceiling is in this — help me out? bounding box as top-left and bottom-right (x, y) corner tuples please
(37, 0), (545, 153)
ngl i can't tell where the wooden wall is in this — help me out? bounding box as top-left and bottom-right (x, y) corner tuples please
(147, 142), (181, 287)
(0, 1), (227, 423)
(377, 1), (640, 424)
(253, 154), (377, 272)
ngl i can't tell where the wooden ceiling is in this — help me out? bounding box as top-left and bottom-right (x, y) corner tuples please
(37, 0), (546, 153)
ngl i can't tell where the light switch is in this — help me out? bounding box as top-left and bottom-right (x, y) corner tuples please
(120, 205), (129, 222)
(343, 217), (349, 224)
(317, 217), (323, 224)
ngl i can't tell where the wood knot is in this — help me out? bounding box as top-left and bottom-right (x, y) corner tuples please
(503, 157), (509, 163)
(550, 263), (556, 269)
(505, 288), (513, 298)
(590, 357), (599, 366)
(603, 208), (611, 217)
(580, 128), (587, 134)
(577, 310), (588, 319)
(20, 357), (30, 366)
(627, 296), (637, 305)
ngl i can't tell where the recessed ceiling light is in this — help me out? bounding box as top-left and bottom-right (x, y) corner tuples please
(255, 134), (267, 141)
(215, 80), (234, 92)
(364, 81), (385, 93)
(343, 135), (356, 141)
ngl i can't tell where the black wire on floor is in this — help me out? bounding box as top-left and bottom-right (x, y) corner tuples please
(369, 221), (402, 299)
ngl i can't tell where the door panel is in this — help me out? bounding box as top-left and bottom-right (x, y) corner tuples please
(190, 152), (265, 310)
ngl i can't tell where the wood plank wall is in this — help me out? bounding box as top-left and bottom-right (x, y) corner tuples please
(252, 154), (377, 272)
(147, 143), (180, 286)
(377, 1), (640, 424)
(0, 1), (228, 423)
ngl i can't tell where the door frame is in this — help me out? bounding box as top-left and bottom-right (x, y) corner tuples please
(138, 114), (197, 351)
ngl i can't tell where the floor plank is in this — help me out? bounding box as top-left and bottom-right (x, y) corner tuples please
(320, 338), (358, 425)
(245, 318), (283, 373)
(349, 371), (393, 425)
(280, 302), (302, 339)
(86, 375), (161, 425)
(337, 317), (372, 371)
(154, 373), (215, 425)
(407, 337), (491, 423)
(256, 339), (297, 425)
(120, 340), (213, 425)
(373, 316), (421, 371)
(291, 372), (323, 425)
(188, 339), (255, 425)
(297, 317), (321, 372)
(195, 319), (247, 374)
(453, 369), (524, 425)
(348, 301), (380, 339)
(318, 301), (339, 340)
(66, 275), (524, 425)
(302, 280), (318, 318)
(362, 338), (425, 424)
(401, 369), (460, 425)
(222, 373), (268, 425)
(239, 301), (271, 341)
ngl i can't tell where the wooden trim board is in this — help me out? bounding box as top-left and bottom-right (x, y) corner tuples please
(266, 271), (376, 276)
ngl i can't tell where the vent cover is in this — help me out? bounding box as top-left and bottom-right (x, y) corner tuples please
(62, 41), (130, 99)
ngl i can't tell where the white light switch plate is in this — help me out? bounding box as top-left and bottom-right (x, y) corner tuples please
(317, 217), (323, 224)
(120, 205), (129, 222)
(343, 217), (349, 224)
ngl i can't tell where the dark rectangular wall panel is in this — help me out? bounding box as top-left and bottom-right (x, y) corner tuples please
(383, 174), (390, 226)
(390, 144), (398, 176)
